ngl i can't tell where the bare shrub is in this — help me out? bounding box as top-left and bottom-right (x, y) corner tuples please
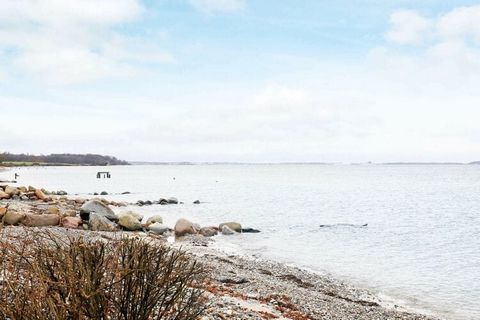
(0, 230), (207, 320)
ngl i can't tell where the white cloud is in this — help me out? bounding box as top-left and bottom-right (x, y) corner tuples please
(0, 0), (172, 84)
(189, 0), (245, 13)
(385, 10), (432, 45)
(437, 5), (480, 42)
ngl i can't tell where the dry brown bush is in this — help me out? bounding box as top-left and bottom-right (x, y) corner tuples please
(0, 230), (207, 320)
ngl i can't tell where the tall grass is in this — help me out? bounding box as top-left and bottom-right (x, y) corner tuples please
(0, 230), (207, 319)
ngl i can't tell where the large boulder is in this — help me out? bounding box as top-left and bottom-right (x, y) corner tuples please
(118, 214), (142, 231)
(89, 213), (118, 232)
(118, 211), (144, 222)
(34, 189), (46, 200)
(22, 214), (60, 227)
(60, 216), (82, 229)
(0, 190), (9, 200)
(199, 226), (218, 237)
(3, 210), (25, 225)
(219, 222), (242, 233)
(5, 186), (18, 196)
(145, 215), (163, 225)
(148, 222), (170, 235)
(80, 200), (118, 221)
(174, 218), (197, 237)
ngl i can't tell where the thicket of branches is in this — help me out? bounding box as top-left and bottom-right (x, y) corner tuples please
(0, 152), (129, 165)
(0, 232), (207, 319)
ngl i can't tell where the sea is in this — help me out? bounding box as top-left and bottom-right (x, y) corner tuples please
(2, 164), (479, 319)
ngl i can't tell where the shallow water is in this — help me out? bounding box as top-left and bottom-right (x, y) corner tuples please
(3, 164), (480, 319)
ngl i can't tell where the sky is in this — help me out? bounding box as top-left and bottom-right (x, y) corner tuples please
(1, 0), (480, 163)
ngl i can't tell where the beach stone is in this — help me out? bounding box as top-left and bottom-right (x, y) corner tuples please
(5, 186), (18, 196)
(219, 222), (242, 233)
(80, 200), (118, 222)
(100, 191), (108, 195)
(89, 213), (118, 232)
(174, 218), (198, 237)
(3, 210), (25, 225)
(22, 214), (60, 227)
(60, 216), (82, 229)
(145, 215), (163, 225)
(18, 186), (27, 193)
(34, 189), (46, 200)
(159, 198), (168, 205)
(0, 207), (6, 219)
(119, 211), (144, 222)
(221, 225), (236, 235)
(167, 197), (178, 204)
(148, 222), (169, 235)
(118, 214), (143, 231)
(47, 205), (60, 215)
(193, 200), (200, 204)
(28, 186), (36, 192)
(0, 190), (9, 200)
(199, 226), (218, 237)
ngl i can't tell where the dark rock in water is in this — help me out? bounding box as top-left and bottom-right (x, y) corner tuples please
(319, 223), (368, 228)
(100, 191), (108, 195)
(80, 200), (118, 222)
(167, 197), (178, 204)
(144, 200), (153, 205)
(93, 192), (99, 196)
(159, 198), (168, 205)
(136, 200), (145, 206)
(193, 200), (200, 204)
(57, 190), (67, 196)
(241, 228), (260, 233)
(121, 191), (131, 194)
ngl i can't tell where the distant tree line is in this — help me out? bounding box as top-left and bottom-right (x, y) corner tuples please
(0, 152), (129, 166)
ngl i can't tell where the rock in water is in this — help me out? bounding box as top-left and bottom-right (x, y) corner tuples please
(219, 222), (242, 233)
(193, 200), (200, 204)
(241, 228), (261, 233)
(199, 226), (218, 237)
(148, 222), (170, 235)
(118, 214), (143, 231)
(167, 197), (178, 204)
(221, 225), (236, 235)
(174, 218), (197, 237)
(89, 213), (118, 231)
(60, 216), (83, 229)
(145, 215), (163, 225)
(80, 200), (118, 221)
(22, 214), (60, 227)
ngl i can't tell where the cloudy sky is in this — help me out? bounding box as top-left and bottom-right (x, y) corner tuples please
(1, 0), (480, 162)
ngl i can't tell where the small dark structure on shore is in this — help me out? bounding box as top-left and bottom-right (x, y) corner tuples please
(96, 171), (111, 179)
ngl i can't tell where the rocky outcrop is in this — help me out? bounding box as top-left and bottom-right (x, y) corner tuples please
(22, 214), (60, 227)
(80, 200), (118, 221)
(174, 218), (197, 237)
(219, 222), (242, 233)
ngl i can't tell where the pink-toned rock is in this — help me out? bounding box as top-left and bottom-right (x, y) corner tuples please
(35, 189), (46, 200)
(174, 218), (198, 237)
(0, 190), (9, 200)
(60, 216), (82, 229)
(0, 207), (6, 219)
(22, 214), (60, 227)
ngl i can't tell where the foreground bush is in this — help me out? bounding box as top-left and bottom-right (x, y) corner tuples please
(0, 231), (207, 320)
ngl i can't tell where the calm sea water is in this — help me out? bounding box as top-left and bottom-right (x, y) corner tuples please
(3, 164), (480, 319)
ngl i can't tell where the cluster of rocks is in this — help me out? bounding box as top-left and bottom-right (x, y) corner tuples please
(1, 185), (259, 239)
(136, 197), (179, 206)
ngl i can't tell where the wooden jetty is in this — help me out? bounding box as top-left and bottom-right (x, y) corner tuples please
(96, 171), (111, 179)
